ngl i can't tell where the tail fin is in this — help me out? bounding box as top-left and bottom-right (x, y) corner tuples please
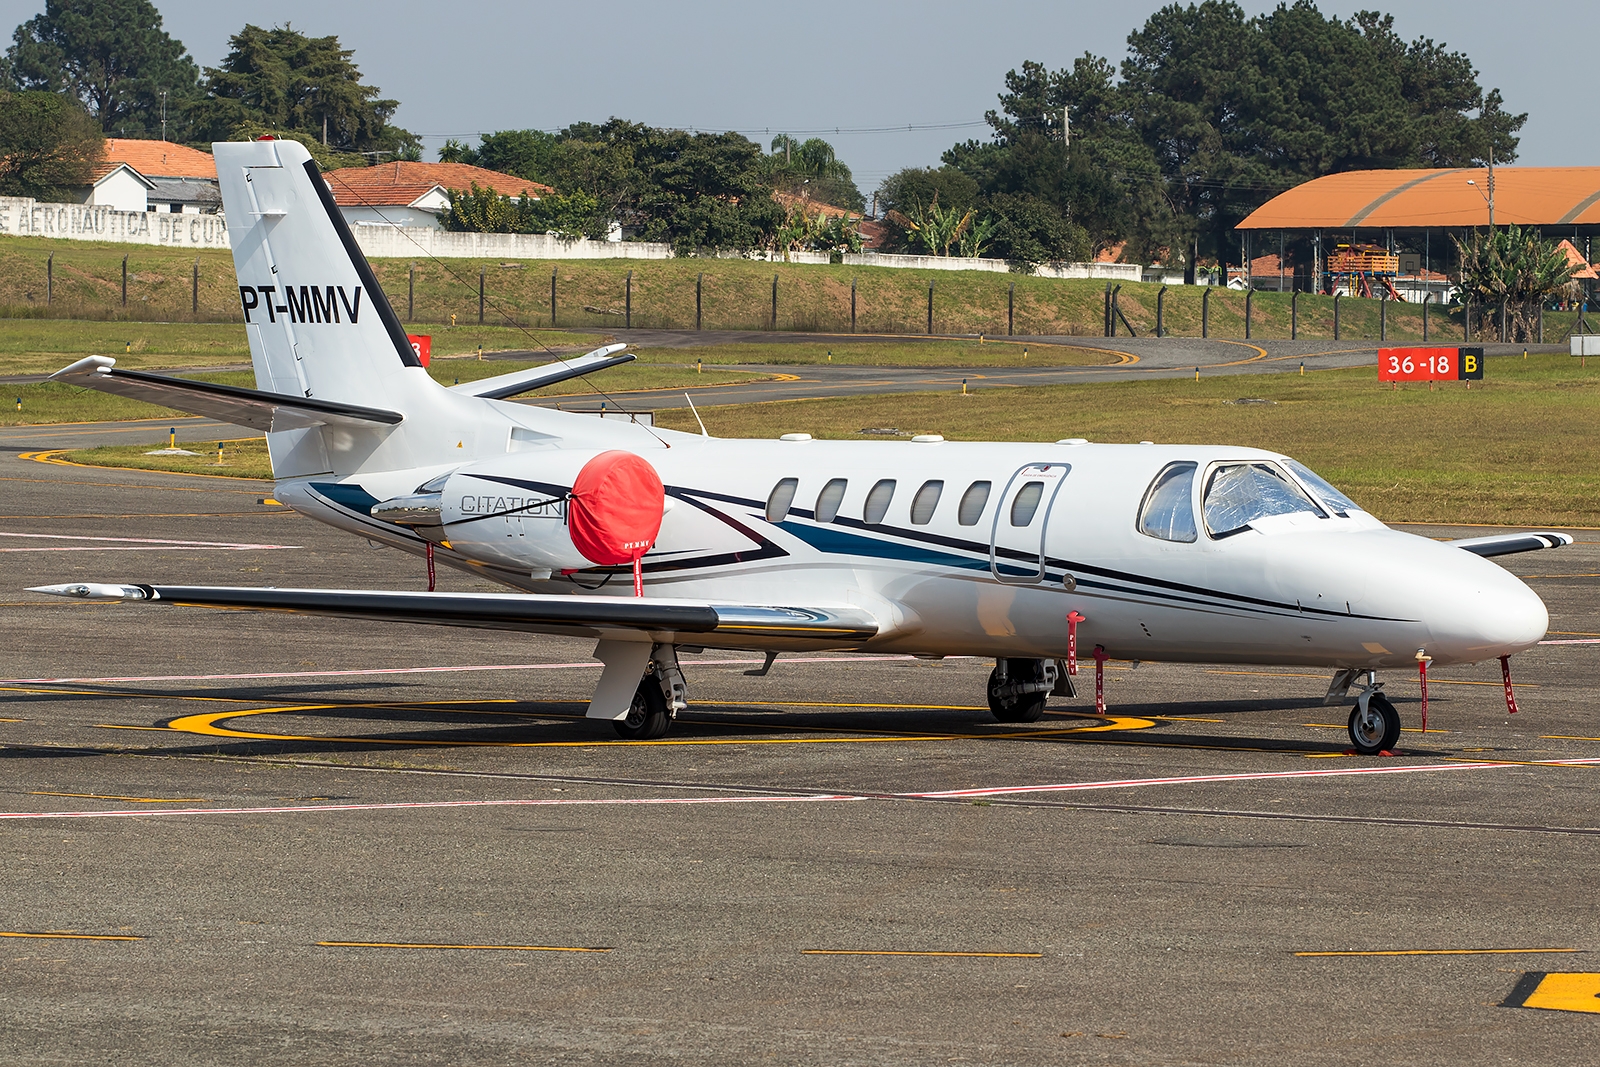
(217, 138), (423, 404)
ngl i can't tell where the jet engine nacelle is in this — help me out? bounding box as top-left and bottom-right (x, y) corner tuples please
(433, 449), (666, 575)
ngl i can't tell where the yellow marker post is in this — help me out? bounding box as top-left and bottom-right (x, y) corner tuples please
(125, 342), (131, 354)
(450, 313), (457, 327)
(168, 427), (176, 448)
(697, 359), (702, 374)
(477, 345), (482, 361)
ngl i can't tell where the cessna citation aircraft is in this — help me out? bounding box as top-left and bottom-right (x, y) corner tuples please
(33, 139), (1570, 754)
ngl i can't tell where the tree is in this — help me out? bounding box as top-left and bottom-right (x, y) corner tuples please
(1454, 225), (1574, 342)
(4, 0), (201, 138)
(766, 135), (864, 211)
(0, 89), (104, 198)
(194, 24), (418, 158)
(439, 184), (598, 239)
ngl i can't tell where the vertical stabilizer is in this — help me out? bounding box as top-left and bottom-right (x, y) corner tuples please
(214, 139), (459, 477)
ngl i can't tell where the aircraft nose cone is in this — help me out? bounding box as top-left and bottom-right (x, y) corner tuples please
(1428, 562), (1549, 661)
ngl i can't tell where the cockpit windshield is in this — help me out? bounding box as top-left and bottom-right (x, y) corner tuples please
(1202, 462), (1325, 538)
(1284, 459), (1363, 517)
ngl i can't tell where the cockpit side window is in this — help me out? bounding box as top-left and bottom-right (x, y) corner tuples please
(1137, 462), (1198, 543)
(1203, 462), (1326, 538)
(1285, 459), (1362, 517)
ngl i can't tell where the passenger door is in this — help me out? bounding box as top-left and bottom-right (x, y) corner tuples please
(989, 462), (1070, 584)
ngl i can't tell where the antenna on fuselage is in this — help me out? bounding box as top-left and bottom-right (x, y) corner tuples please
(684, 393), (710, 438)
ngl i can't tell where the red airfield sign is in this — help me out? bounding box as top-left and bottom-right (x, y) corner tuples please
(1378, 347), (1483, 382)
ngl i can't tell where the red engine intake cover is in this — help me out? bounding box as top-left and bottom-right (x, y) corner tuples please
(567, 450), (665, 566)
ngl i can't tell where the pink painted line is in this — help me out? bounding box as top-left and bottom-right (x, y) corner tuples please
(905, 761), (1519, 798)
(0, 793), (862, 820)
(0, 532), (296, 550)
(0, 655), (935, 686)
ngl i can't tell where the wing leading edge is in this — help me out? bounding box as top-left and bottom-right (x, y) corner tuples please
(27, 583), (879, 647)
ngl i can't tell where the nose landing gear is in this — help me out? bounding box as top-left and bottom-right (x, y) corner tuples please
(1327, 669), (1401, 755)
(1347, 691), (1401, 755)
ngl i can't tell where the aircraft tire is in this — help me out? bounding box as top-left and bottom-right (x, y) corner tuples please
(1347, 692), (1400, 755)
(988, 663), (1048, 723)
(614, 678), (672, 740)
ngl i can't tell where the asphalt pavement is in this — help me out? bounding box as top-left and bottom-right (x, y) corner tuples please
(1, 445), (1597, 1065)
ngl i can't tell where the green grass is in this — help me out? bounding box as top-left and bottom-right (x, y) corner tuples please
(625, 340), (1119, 367)
(0, 317), (606, 378)
(653, 353), (1600, 528)
(4, 360), (775, 425)
(62, 436), (274, 480)
(4, 233), (1587, 342)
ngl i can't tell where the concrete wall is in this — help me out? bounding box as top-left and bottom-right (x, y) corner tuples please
(0, 195), (230, 248)
(842, 251), (1142, 281)
(349, 226), (678, 261)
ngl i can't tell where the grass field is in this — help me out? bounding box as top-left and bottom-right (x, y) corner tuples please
(56, 353), (1600, 527)
(650, 353), (1600, 528)
(4, 234), (1588, 343)
(0, 319), (605, 377)
(3, 359), (775, 426)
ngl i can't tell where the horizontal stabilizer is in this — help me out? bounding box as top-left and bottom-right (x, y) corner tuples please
(49, 356), (403, 433)
(1449, 531), (1574, 557)
(447, 344), (633, 400)
(26, 583), (879, 646)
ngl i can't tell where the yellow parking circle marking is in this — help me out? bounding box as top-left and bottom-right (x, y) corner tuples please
(1519, 973), (1600, 1014)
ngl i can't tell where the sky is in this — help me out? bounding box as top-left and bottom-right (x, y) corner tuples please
(1, 0), (1590, 193)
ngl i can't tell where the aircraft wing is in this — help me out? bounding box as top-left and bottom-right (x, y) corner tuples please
(1448, 531), (1574, 558)
(49, 356), (402, 433)
(26, 583), (879, 647)
(446, 345), (634, 400)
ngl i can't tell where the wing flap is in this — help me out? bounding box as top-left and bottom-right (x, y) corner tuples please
(1449, 531), (1574, 558)
(27, 583), (878, 645)
(49, 357), (403, 432)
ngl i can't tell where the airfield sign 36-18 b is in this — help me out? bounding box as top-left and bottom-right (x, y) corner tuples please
(1378, 346), (1484, 382)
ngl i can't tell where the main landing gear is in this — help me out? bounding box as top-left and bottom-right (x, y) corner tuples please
(613, 646), (688, 741)
(987, 658), (1072, 722)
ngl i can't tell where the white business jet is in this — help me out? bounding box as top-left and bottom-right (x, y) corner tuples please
(33, 139), (1570, 754)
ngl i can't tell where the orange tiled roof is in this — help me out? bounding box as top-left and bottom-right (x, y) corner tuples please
(1240, 167), (1600, 229)
(104, 138), (217, 180)
(1558, 239), (1598, 280)
(323, 162), (552, 206)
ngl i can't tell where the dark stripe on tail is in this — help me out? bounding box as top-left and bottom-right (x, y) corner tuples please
(301, 158), (422, 369)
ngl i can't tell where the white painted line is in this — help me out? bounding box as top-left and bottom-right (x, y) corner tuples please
(904, 761), (1523, 798)
(1538, 638), (1600, 645)
(0, 532), (295, 551)
(0, 793), (863, 820)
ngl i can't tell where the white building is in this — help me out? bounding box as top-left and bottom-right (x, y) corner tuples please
(323, 161), (552, 230)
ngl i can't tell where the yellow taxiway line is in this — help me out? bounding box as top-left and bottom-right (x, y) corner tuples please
(0, 931), (142, 941)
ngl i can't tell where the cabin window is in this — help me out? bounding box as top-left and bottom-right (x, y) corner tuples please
(766, 478), (799, 522)
(1009, 481), (1045, 526)
(957, 481), (990, 526)
(1203, 462), (1325, 538)
(815, 478), (847, 523)
(910, 480), (944, 525)
(1137, 462), (1198, 543)
(1285, 459), (1362, 517)
(863, 479), (896, 524)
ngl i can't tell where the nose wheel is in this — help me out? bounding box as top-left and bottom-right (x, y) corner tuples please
(1347, 692), (1400, 755)
(987, 659), (1053, 723)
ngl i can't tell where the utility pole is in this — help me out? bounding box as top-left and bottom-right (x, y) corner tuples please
(1488, 145), (1495, 230)
(160, 90), (167, 142)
